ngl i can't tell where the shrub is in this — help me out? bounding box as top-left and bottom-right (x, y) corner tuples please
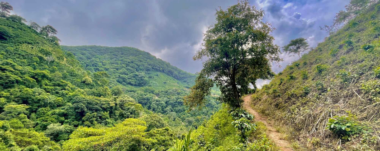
(349, 21), (359, 28)
(289, 66), (294, 70)
(288, 74), (296, 80)
(303, 61), (308, 66)
(295, 62), (300, 68)
(303, 86), (310, 96)
(316, 81), (325, 92)
(344, 40), (353, 47)
(316, 64), (328, 74)
(362, 44), (374, 52)
(338, 69), (351, 83)
(329, 49), (339, 57)
(327, 115), (363, 140)
(374, 67), (380, 78)
(279, 78), (284, 85)
(301, 71), (308, 80)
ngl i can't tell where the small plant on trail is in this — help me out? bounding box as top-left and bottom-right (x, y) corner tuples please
(327, 115), (364, 141)
(230, 108), (253, 120)
(230, 108), (256, 142)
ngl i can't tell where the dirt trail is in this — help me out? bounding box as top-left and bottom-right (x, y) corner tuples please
(243, 95), (293, 151)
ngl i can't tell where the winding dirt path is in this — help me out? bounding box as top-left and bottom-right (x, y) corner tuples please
(243, 95), (293, 151)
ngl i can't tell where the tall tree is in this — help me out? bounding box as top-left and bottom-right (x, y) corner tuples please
(30, 22), (41, 31)
(0, 2), (13, 14)
(184, 0), (280, 108)
(40, 25), (58, 37)
(283, 38), (309, 56)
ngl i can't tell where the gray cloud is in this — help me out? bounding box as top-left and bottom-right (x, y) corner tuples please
(9, 0), (348, 76)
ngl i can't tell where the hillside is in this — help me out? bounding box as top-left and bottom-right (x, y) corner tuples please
(0, 7), (220, 150)
(62, 45), (221, 130)
(251, 2), (380, 150)
(62, 46), (196, 89)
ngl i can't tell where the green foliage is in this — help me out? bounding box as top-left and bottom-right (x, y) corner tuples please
(250, 1), (380, 150)
(301, 70), (308, 80)
(327, 115), (364, 140)
(329, 49), (339, 57)
(374, 67), (380, 78)
(169, 129), (192, 151)
(337, 69), (351, 83)
(316, 64), (329, 74)
(303, 86), (310, 96)
(0, 27), (11, 40)
(142, 114), (167, 131)
(284, 38), (309, 56)
(316, 81), (325, 92)
(288, 74), (296, 80)
(0, 4), (219, 150)
(188, 0), (280, 108)
(44, 123), (74, 142)
(295, 62), (300, 68)
(63, 118), (175, 151)
(184, 74), (213, 108)
(362, 44), (374, 52)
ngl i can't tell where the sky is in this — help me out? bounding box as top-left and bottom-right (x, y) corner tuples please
(9, 0), (349, 86)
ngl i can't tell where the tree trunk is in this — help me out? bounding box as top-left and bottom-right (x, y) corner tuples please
(231, 68), (241, 108)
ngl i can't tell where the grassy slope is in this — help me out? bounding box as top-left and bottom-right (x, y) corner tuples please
(251, 3), (380, 150)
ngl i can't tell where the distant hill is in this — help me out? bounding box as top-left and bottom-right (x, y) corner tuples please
(62, 46), (196, 90)
(251, 2), (380, 150)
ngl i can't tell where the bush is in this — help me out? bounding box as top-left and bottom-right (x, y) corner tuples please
(344, 40), (353, 47)
(338, 69), (351, 83)
(303, 86), (310, 96)
(301, 71), (308, 80)
(374, 67), (380, 78)
(316, 81), (325, 92)
(316, 64), (329, 74)
(349, 21), (359, 28)
(327, 115), (363, 140)
(288, 74), (296, 80)
(295, 62), (300, 68)
(362, 44), (374, 52)
(329, 49), (339, 57)
(289, 66), (294, 70)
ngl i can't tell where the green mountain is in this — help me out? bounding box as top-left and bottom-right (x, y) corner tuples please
(0, 7), (220, 150)
(62, 45), (196, 90)
(250, 2), (380, 150)
(62, 45), (221, 129)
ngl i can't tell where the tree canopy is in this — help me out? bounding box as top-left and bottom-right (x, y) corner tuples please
(185, 0), (280, 108)
(0, 2), (12, 14)
(283, 38), (309, 56)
